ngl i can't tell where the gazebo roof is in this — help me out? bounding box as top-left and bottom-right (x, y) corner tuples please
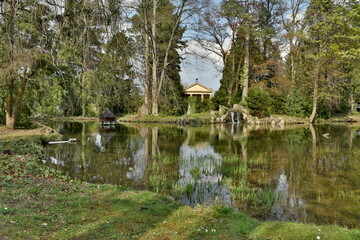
(185, 82), (213, 94)
(99, 108), (116, 118)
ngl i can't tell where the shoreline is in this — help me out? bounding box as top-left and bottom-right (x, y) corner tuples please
(118, 113), (360, 126)
(25, 112), (360, 126)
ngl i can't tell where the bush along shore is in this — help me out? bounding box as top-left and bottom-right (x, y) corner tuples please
(1, 134), (360, 240)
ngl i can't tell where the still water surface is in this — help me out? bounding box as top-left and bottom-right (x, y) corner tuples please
(46, 122), (360, 228)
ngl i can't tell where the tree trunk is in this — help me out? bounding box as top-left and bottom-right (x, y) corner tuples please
(241, 0), (250, 102)
(6, 77), (29, 129)
(349, 88), (355, 112)
(309, 78), (318, 123)
(228, 54), (236, 105)
(289, 14), (296, 83)
(151, 0), (158, 116)
(81, 74), (87, 117)
(4, 1), (16, 129)
(81, 10), (90, 117)
(6, 115), (15, 129)
(309, 60), (319, 123)
(290, 45), (295, 83)
(143, 4), (151, 116)
(234, 54), (243, 97)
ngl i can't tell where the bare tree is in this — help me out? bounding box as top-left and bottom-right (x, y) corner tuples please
(136, 0), (198, 115)
(192, 0), (231, 65)
(280, 0), (308, 83)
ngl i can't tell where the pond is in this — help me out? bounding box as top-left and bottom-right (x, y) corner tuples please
(46, 121), (360, 228)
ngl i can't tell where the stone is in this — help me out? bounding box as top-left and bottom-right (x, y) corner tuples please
(219, 105), (228, 116)
(239, 106), (250, 116)
(243, 113), (248, 121)
(138, 104), (148, 116)
(233, 104), (241, 111)
(278, 118), (285, 126)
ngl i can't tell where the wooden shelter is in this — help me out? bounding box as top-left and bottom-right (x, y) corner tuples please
(99, 108), (116, 126)
(184, 81), (213, 101)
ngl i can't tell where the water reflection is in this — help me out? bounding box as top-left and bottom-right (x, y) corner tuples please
(46, 122), (360, 228)
(270, 170), (306, 222)
(178, 144), (231, 206)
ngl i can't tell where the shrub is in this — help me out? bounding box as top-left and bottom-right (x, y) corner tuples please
(186, 97), (212, 114)
(247, 88), (273, 117)
(285, 89), (312, 117)
(196, 98), (212, 113)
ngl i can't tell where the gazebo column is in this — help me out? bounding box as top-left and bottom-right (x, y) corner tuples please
(201, 94), (204, 101)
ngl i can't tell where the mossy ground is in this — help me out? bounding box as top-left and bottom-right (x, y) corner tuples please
(1, 132), (359, 240)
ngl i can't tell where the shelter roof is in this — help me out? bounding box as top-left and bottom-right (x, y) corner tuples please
(185, 82), (213, 93)
(99, 108), (116, 118)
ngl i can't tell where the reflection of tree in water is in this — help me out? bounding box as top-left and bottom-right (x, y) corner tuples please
(48, 122), (146, 186)
(178, 144), (231, 206)
(46, 122), (360, 227)
(243, 125), (360, 227)
(270, 170), (306, 221)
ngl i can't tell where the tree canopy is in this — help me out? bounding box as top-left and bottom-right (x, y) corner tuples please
(0, 0), (359, 128)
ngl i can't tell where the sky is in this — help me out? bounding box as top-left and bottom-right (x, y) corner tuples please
(180, 41), (224, 91)
(179, 0), (224, 92)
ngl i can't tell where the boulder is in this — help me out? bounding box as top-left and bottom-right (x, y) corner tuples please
(255, 117), (260, 125)
(219, 105), (228, 116)
(138, 104), (148, 116)
(233, 104), (241, 111)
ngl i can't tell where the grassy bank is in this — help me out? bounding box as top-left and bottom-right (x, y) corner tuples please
(51, 117), (99, 121)
(119, 112), (360, 125)
(119, 112), (216, 124)
(1, 135), (360, 240)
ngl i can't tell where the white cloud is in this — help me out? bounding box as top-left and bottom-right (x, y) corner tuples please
(180, 41), (223, 91)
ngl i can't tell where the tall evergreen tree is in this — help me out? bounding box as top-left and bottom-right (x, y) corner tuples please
(0, 0), (54, 128)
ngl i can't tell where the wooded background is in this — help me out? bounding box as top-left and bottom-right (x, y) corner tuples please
(0, 0), (359, 128)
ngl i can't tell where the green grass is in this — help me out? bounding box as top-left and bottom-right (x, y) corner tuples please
(119, 112), (217, 124)
(1, 136), (360, 239)
(250, 222), (360, 240)
(51, 116), (99, 121)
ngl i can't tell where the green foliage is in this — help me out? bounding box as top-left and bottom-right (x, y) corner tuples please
(0, 0), (359, 124)
(212, 88), (229, 109)
(0, 138), (44, 156)
(285, 89), (312, 117)
(33, 77), (64, 117)
(270, 93), (286, 115)
(185, 97), (212, 114)
(249, 190), (277, 210)
(247, 87), (272, 117)
(196, 98), (212, 113)
(155, 0), (186, 116)
(91, 31), (142, 116)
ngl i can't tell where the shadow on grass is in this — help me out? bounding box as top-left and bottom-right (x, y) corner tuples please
(65, 190), (183, 240)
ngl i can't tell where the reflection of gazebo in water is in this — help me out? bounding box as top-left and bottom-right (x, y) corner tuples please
(99, 108), (116, 127)
(184, 79), (213, 101)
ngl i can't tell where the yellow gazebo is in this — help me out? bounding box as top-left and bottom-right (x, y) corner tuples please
(184, 81), (213, 101)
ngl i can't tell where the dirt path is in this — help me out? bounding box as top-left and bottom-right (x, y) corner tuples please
(0, 126), (57, 139)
